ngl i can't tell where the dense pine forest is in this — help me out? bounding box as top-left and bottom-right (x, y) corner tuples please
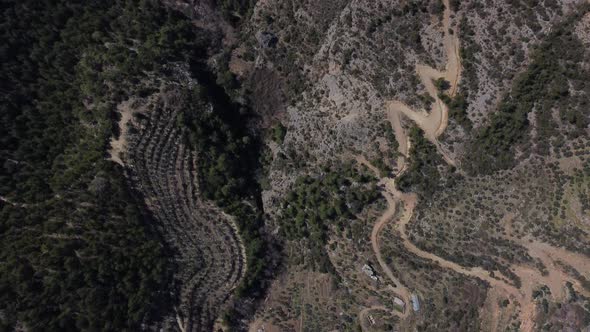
(0, 0), (263, 330)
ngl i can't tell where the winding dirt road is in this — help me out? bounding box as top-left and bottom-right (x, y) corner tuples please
(360, 0), (590, 330)
(385, 0), (460, 166)
(370, 180), (411, 306)
(359, 0), (460, 325)
(355, 156), (410, 318)
(363, 158), (590, 331)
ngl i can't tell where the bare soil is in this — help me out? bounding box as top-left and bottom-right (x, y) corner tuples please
(108, 99), (137, 166)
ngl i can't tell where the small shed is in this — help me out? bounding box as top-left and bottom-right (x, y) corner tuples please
(411, 294), (420, 312)
(393, 297), (405, 312)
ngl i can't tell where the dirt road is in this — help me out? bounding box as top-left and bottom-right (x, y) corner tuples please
(385, 0), (461, 164)
(363, 154), (590, 331)
(355, 155), (411, 318)
(361, 0), (590, 330)
(370, 181), (411, 309)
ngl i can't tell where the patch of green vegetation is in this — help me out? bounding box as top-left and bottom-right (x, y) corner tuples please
(365, 121), (401, 177)
(465, 5), (590, 175)
(366, 11), (394, 36)
(371, 157), (393, 178)
(428, 0), (446, 15)
(434, 76), (471, 131)
(419, 92), (436, 109)
(215, 49), (239, 92)
(272, 122), (288, 144)
(280, 164), (379, 272)
(449, 0), (461, 11)
(433, 77), (451, 91)
(382, 121), (400, 153)
(176, 81), (266, 297)
(0, 0), (206, 329)
(440, 93), (472, 131)
(458, 17), (481, 96)
(396, 127), (451, 198)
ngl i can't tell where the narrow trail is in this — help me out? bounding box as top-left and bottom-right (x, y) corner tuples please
(0, 195), (61, 209)
(359, 0), (590, 330)
(0, 196), (28, 208)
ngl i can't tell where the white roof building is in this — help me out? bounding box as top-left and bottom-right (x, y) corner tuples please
(411, 294), (420, 312)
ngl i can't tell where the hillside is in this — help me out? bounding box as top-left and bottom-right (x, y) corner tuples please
(1, 0), (589, 331)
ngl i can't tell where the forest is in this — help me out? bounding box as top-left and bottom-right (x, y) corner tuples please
(0, 0), (261, 330)
(177, 80), (267, 298)
(465, 4), (590, 174)
(279, 164), (379, 272)
(396, 127), (447, 199)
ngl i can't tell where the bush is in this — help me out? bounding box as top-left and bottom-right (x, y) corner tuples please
(279, 164), (379, 271)
(272, 123), (288, 144)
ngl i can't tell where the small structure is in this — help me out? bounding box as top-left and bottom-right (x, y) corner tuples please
(411, 294), (420, 312)
(367, 314), (376, 325)
(362, 264), (379, 281)
(393, 297), (405, 312)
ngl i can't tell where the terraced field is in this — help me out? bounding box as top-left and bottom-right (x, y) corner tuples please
(125, 94), (246, 331)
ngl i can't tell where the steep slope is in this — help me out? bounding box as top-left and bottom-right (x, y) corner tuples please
(123, 90), (247, 331)
(237, 0), (590, 331)
(0, 1), (195, 329)
(0, 1), (266, 331)
(3, 0), (590, 331)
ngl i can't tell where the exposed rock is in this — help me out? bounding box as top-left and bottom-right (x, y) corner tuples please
(256, 31), (278, 48)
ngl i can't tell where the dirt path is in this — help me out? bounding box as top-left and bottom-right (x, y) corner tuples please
(361, 151), (522, 326)
(385, 0), (461, 164)
(380, 175), (523, 298)
(390, 186), (499, 282)
(359, 156), (524, 327)
(356, 156), (411, 310)
(362, 153), (590, 331)
(376, 0), (515, 296)
(370, 181), (411, 309)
